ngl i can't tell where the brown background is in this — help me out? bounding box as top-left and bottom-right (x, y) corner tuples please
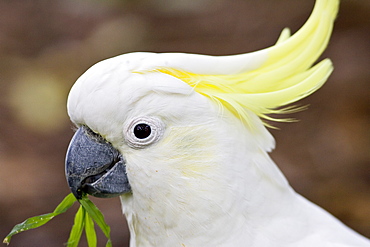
(0, 0), (369, 246)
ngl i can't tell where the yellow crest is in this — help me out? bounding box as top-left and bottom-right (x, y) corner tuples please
(145, 0), (339, 127)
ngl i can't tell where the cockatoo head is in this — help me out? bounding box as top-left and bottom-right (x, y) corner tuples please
(65, 52), (256, 199)
(65, 0), (339, 245)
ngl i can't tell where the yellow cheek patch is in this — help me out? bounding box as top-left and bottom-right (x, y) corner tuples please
(159, 125), (219, 179)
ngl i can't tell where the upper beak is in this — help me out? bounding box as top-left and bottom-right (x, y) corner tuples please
(65, 126), (131, 199)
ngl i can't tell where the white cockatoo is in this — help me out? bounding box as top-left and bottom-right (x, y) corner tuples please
(65, 0), (370, 246)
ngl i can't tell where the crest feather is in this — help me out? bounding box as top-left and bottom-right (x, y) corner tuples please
(143, 0), (339, 128)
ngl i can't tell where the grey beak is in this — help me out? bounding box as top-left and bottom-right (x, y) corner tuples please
(65, 126), (131, 199)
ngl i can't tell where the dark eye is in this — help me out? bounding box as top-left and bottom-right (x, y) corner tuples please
(124, 116), (165, 149)
(134, 123), (151, 139)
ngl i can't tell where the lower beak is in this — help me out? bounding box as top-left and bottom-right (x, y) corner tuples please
(65, 126), (131, 199)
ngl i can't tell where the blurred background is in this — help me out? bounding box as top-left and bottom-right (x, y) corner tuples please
(0, 0), (369, 246)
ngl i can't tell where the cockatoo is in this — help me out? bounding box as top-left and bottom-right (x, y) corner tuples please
(65, 0), (370, 246)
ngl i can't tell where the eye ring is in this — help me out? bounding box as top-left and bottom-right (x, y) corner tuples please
(124, 116), (165, 149)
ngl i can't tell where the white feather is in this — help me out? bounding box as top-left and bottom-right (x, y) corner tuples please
(68, 53), (370, 246)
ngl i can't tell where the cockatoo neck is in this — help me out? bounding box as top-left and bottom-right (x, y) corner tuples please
(119, 113), (296, 246)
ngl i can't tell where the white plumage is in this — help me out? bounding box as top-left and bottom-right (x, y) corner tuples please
(66, 0), (370, 246)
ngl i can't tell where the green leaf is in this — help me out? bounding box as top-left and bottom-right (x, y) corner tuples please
(79, 197), (112, 245)
(53, 193), (77, 214)
(3, 212), (56, 244)
(3, 193), (77, 244)
(85, 211), (97, 247)
(66, 205), (85, 247)
(3, 193), (114, 247)
(106, 239), (113, 247)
